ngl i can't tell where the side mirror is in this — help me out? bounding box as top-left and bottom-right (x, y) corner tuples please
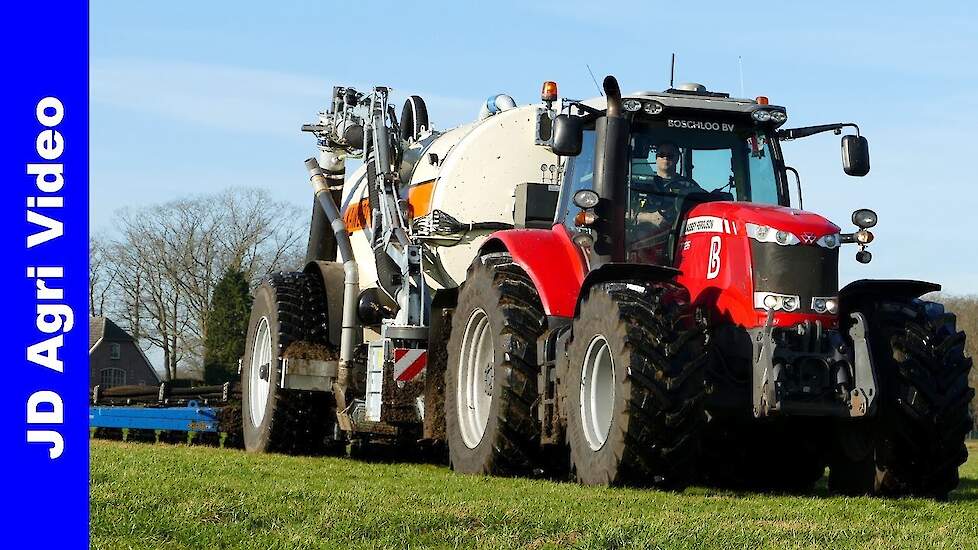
(852, 208), (877, 229)
(551, 114), (583, 157)
(841, 135), (870, 176)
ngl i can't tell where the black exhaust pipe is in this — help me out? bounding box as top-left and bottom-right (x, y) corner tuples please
(592, 76), (630, 265)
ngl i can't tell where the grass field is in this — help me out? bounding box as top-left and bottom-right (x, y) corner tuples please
(91, 440), (978, 549)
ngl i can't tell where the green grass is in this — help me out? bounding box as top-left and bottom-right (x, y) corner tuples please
(91, 440), (978, 549)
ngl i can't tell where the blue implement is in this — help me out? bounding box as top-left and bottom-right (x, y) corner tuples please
(89, 401), (221, 433)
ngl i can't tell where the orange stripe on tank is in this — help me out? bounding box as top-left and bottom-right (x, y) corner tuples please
(342, 179), (436, 233)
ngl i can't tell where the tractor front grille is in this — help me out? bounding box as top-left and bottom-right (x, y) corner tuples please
(750, 242), (838, 313)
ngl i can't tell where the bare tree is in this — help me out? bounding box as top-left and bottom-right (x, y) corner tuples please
(101, 187), (304, 381)
(89, 233), (118, 317)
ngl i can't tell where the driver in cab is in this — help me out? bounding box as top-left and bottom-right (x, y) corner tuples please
(628, 142), (705, 264)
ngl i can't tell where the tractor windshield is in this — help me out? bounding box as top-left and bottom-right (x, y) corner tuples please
(624, 121), (780, 265)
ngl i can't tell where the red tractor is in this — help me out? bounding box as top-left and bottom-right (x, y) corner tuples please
(444, 76), (972, 498)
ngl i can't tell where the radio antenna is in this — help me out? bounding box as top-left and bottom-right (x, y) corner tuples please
(738, 55), (745, 97)
(669, 53), (676, 88)
(586, 64), (603, 96)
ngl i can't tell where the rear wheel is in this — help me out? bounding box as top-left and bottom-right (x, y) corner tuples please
(565, 282), (707, 488)
(241, 272), (338, 455)
(445, 254), (544, 476)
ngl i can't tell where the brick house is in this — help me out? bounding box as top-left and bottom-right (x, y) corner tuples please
(89, 317), (160, 389)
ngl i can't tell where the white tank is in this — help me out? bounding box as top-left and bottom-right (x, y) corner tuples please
(340, 103), (559, 294)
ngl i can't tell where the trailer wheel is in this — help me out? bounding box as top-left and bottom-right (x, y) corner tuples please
(241, 272), (338, 455)
(445, 253), (544, 476)
(566, 282), (707, 488)
(863, 299), (973, 499)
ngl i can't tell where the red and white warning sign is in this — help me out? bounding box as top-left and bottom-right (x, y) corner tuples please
(393, 348), (427, 382)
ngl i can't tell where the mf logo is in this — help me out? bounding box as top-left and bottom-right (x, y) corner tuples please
(707, 236), (722, 279)
(802, 232), (817, 244)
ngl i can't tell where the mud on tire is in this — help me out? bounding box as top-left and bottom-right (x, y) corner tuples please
(444, 253), (545, 476)
(241, 272), (338, 455)
(565, 282), (707, 488)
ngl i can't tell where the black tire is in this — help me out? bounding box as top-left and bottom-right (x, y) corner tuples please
(400, 95), (429, 142)
(565, 282), (707, 488)
(241, 272), (338, 455)
(867, 299), (973, 499)
(444, 253), (544, 476)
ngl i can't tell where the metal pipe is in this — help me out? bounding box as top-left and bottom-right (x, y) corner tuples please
(305, 158), (359, 369)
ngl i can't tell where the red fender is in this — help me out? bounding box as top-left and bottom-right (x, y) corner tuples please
(480, 225), (587, 318)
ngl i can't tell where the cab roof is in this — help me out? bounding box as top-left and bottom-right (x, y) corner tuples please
(578, 84), (785, 115)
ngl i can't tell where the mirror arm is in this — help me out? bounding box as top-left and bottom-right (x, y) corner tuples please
(777, 122), (860, 141)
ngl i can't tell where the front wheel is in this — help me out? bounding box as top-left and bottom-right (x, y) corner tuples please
(565, 282), (707, 488)
(831, 298), (974, 499)
(444, 254), (544, 476)
(870, 299), (973, 499)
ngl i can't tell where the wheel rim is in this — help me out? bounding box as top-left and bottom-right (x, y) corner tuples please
(457, 308), (494, 449)
(249, 316), (273, 427)
(581, 335), (616, 451)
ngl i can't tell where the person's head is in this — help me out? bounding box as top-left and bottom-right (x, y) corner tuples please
(655, 142), (680, 177)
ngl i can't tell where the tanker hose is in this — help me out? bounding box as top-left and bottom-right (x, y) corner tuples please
(304, 158), (359, 377)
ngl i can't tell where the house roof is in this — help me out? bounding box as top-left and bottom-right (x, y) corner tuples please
(89, 316), (135, 349)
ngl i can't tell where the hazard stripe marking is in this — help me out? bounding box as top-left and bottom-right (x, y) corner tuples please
(393, 348), (427, 382)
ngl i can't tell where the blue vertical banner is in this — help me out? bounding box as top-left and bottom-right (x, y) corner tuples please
(1, 2), (89, 547)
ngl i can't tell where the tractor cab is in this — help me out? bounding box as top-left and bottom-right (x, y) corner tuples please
(552, 82), (796, 266)
(557, 110), (787, 267)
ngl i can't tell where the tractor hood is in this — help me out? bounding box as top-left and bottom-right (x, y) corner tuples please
(686, 201), (840, 241)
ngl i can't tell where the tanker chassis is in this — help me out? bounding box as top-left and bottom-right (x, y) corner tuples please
(240, 78), (972, 499)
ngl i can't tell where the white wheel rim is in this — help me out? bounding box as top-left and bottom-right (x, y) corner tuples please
(249, 316), (273, 427)
(457, 308), (494, 449)
(581, 335), (616, 451)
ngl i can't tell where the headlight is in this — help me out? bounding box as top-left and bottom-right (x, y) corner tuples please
(623, 99), (642, 112)
(755, 292), (801, 312)
(642, 100), (664, 115)
(572, 189), (600, 208)
(816, 233), (840, 249)
(812, 296), (839, 314)
(746, 223), (800, 246)
(751, 110), (772, 122)
(770, 111), (787, 124)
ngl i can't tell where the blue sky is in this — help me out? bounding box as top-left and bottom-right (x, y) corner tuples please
(92, 1), (978, 295)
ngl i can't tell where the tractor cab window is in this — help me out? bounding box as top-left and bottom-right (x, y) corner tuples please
(556, 129), (597, 231)
(625, 123), (781, 265)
